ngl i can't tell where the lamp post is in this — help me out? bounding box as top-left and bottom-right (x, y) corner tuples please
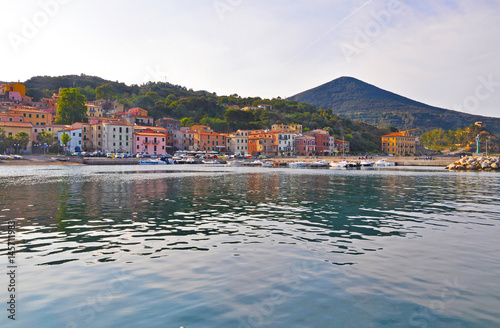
(14, 143), (19, 154)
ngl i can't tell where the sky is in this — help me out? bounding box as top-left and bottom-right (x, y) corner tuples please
(1, 0), (500, 118)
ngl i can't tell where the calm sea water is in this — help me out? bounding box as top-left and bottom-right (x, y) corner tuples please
(1, 165), (499, 328)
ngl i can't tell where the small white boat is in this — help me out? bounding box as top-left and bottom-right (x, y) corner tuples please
(0, 155), (10, 160)
(309, 160), (329, 168)
(288, 161), (308, 168)
(139, 159), (166, 165)
(227, 160), (244, 166)
(330, 160), (349, 168)
(360, 160), (374, 167)
(262, 160), (274, 167)
(243, 160), (263, 166)
(13, 155), (23, 160)
(374, 159), (396, 167)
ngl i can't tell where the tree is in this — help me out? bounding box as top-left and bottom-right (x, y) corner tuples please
(37, 131), (54, 147)
(15, 131), (30, 151)
(0, 127), (7, 153)
(61, 133), (71, 150)
(55, 88), (88, 124)
(180, 117), (194, 127)
(95, 84), (117, 100)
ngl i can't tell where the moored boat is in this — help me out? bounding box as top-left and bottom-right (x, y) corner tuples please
(288, 161), (308, 168)
(330, 160), (349, 168)
(374, 159), (396, 167)
(139, 159), (167, 165)
(360, 160), (374, 167)
(309, 160), (329, 168)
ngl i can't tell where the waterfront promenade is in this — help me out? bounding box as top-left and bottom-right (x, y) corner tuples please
(0, 155), (461, 167)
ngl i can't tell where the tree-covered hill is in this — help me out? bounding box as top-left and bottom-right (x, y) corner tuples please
(420, 124), (499, 153)
(288, 76), (500, 135)
(19, 74), (394, 152)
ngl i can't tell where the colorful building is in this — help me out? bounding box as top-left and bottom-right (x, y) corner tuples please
(194, 131), (227, 152)
(86, 104), (104, 118)
(134, 128), (168, 155)
(9, 107), (52, 127)
(174, 128), (195, 151)
(272, 131), (295, 155)
(0, 112), (24, 122)
(2, 83), (26, 96)
(248, 131), (277, 156)
(294, 135), (316, 156)
(305, 129), (332, 156)
(381, 131), (416, 155)
(271, 124), (302, 134)
(58, 127), (82, 152)
(227, 130), (251, 154)
(334, 139), (350, 153)
(115, 107), (154, 126)
(155, 118), (180, 133)
(102, 122), (134, 153)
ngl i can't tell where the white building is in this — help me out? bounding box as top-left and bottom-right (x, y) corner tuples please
(275, 132), (296, 154)
(227, 130), (250, 154)
(102, 122), (134, 153)
(329, 136), (336, 154)
(174, 127), (195, 151)
(58, 128), (82, 152)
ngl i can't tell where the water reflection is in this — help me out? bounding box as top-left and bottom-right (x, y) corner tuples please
(2, 168), (498, 266)
(1, 166), (499, 327)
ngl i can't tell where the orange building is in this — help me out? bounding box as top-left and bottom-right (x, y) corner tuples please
(9, 107), (52, 126)
(248, 131), (278, 156)
(194, 131), (227, 152)
(2, 83), (26, 96)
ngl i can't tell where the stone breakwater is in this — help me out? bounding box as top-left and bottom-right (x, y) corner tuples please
(446, 156), (500, 171)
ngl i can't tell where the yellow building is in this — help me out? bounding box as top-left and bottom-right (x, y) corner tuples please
(87, 104), (104, 118)
(382, 130), (417, 156)
(2, 83), (26, 96)
(9, 108), (52, 127)
(271, 124), (302, 134)
(0, 121), (33, 151)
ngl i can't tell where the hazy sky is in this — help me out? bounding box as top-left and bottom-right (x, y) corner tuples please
(1, 0), (500, 118)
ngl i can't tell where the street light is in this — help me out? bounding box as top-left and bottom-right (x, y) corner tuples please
(14, 143), (20, 154)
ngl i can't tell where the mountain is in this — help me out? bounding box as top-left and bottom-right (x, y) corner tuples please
(288, 77), (500, 135)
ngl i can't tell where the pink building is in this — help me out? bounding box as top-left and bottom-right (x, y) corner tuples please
(294, 135), (316, 156)
(7, 91), (22, 102)
(0, 113), (23, 122)
(133, 128), (168, 155)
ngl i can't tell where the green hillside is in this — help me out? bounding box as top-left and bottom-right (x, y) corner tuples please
(288, 77), (500, 135)
(19, 74), (391, 153)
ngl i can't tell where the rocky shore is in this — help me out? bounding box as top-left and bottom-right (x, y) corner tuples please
(446, 156), (500, 171)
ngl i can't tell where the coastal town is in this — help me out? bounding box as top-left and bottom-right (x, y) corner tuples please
(0, 82), (420, 158)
